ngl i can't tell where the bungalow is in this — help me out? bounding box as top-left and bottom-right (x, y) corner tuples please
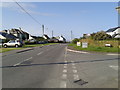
(0, 28), (34, 40)
(106, 27), (120, 38)
(0, 32), (17, 40)
(55, 35), (66, 43)
(43, 34), (50, 40)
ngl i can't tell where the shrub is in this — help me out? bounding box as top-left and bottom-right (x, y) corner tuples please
(72, 38), (80, 44)
(91, 31), (112, 40)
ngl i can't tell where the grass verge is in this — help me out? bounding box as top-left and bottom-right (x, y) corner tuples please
(68, 43), (119, 53)
(0, 43), (58, 53)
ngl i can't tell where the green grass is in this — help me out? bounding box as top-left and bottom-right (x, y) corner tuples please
(0, 43), (58, 53)
(68, 43), (119, 53)
(23, 43), (58, 48)
(0, 48), (23, 53)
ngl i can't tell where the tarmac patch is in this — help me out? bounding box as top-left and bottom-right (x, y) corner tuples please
(74, 79), (88, 85)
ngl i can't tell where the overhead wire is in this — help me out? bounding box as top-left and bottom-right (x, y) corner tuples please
(13, 0), (42, 26)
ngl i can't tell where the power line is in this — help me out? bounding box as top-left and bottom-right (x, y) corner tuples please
(13, 0), (41, 26)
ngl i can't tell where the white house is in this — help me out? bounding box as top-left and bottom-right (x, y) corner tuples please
(56, 35), (66, 43)
(0, 28), (35, 40)
(106, 27), (120, 38)
(0, 34), (6, 39)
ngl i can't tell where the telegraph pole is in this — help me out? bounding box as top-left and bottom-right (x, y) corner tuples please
(71, 30), (73, 41)
(52, 30), (53, 38)
(42, 25), (44, 36)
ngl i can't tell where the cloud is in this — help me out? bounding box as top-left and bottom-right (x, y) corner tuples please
(1, 2), (36, 9)
(1, 2), (57, 16)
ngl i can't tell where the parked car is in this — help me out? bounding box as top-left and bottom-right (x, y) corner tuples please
(37, 41), (48, 44)
(3, 40), (23, 48)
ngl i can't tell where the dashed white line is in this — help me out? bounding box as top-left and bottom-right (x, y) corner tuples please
(60, 81), (67, 88)
(109, 65), (118, 70)
(72, 66), (76, 69)
(61, 74), (67, 79)
(73, 74), (79, 80)
(72, 63), (75, 65)
(73, 70), (77, 73)
(64, 60), (67, 63)
(24, 57), (32, 61)
(64, 66), (67, 68)
(37, 52), (43, 55)
(63, 69), (67, 73)
(64, 64), (67, 66)
(13, 57), (33, 66)
(107, 53), (119, 55)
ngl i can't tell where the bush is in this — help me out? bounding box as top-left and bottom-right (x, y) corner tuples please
(91, 31), (112, 40)
(72, 38), (80, 44)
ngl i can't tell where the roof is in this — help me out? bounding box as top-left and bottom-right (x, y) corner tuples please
(43, 34), (50, 39)
(0, 32), (17, 39)
(106, 27), (120, 32)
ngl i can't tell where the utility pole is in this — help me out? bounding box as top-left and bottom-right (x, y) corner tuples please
(42, 25), (44, 36)
(52, 30), (53, 38)
(71, 30), (73, 41)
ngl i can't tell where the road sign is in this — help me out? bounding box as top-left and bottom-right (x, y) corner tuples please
(82, 42), (88, 48)
(77, 42), (81, 46)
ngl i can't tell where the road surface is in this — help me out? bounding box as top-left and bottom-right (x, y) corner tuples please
(2, 44), (118, 88)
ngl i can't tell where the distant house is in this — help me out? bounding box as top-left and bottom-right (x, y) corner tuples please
(0, 28), (34, 40)
(55, 35), (66, 43)
(106, 27), (120, 38)
(43, 34), (50, 39)
(0, 32), (17, 40)
(83, 34), (91, 39)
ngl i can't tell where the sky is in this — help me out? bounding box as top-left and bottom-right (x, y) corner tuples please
(0, 2), (118, 41)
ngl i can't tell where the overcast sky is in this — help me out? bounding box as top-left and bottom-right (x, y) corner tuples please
(1, 2), (118, 40)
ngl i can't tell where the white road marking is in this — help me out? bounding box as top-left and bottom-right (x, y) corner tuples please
(67, 49), (89, 54)
(62, 74), (67, 79)
(64, 66), (67, 68)
(63, 69), (67, 73)
(24, 57), (33, 61)
(13, 57), (33, 66)
(37, 52), (43, 55)
(72, 63), (75, 65)
(107, 53), (119, 55)
(73, 74), (79, 80)
(64, 46), (67, 60)
(64, 60), (67, 63)
(109, 65), (118, 70)
(73, 70), (77, 73)
(60, 81), (67, 88)
(64, 64), (67, 66)
(72, 66), (76, 69)
(13, 63), (21, 66)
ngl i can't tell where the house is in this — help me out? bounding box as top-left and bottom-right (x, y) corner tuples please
(0, 28), (34, 40)
(43, 34), (50, 39)
(55, 35), (66, 43)
(83, 34), (91, 39)
(0, 32), (17, 40)
(106, 27), (120, 38)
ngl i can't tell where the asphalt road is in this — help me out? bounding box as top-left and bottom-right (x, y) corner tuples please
(2, 44), (119, 88)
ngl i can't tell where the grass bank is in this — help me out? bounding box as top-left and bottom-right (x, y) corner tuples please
(0, 43), (58, 53)
(68, 43), (119, 53)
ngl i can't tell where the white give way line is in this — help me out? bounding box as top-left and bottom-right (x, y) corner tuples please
(109, 65), (118, 70)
